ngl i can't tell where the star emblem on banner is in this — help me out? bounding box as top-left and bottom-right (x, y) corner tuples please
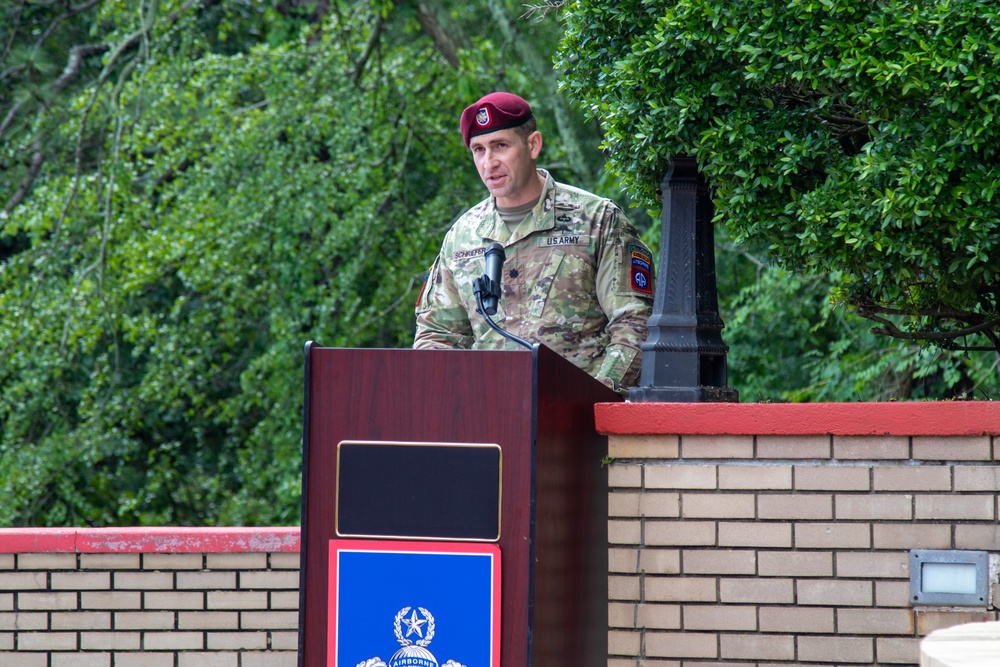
(401, 609), (426, 638)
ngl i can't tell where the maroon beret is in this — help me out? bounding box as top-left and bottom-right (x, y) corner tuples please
(460, 92), (533, 146)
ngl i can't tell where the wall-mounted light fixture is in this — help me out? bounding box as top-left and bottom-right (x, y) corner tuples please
(910, 549), (989, 607)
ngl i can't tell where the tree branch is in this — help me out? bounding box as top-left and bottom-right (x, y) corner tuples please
(0, 63), (27, 84)
(856, 305), (1000, 350)
(0, 98), (27, 140)
(411, 1), (466, 69)
(821, 114), (870, 127)
(350, 12), (383, 85)
(859, 300), (988, 323)
(37, 0), (104, 45)
(0, 41), (110, 142)
(54, 43), (111, 91)
(486, 0), (596, 182)
(5, 139), (44, 214)
(521, 1), (568, 21)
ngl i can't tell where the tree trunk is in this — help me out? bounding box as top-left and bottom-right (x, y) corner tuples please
(486, 0), (596, 184)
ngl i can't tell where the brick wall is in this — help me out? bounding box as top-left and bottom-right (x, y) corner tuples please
(0, 527), (300, 666)
(596, 402), (1000, 666)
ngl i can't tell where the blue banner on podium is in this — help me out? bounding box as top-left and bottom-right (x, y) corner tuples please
(328, 540), (501, 667)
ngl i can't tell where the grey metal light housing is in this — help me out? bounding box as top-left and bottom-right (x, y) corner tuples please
(910, 549), (989, 607)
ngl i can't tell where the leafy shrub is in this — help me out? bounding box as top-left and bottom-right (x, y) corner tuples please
(559, 0), (1000, 349)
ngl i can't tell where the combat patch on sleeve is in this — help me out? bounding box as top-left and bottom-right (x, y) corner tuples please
(628, 243), (653, 294)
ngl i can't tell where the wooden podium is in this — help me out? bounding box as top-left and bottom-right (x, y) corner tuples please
(298, 343), (619, 667)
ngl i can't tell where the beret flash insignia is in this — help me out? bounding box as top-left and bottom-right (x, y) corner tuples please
(476, 107), (491, 127)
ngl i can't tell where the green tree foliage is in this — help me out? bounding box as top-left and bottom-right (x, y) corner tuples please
(0, 0), (598, 526)
(559, 0), (1000, 350)
(8, 0), (992, 529)
(715, 241), (999, 402)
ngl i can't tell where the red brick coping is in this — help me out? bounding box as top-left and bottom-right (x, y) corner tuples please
(596, 401), (1000, 436)
(0, 526), (300, 553)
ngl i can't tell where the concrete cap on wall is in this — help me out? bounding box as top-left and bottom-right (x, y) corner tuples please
(595, 402), (1000, 436)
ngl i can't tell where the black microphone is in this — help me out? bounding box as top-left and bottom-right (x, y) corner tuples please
(472, 242), (531, 350)
(482, 242), (506, 316)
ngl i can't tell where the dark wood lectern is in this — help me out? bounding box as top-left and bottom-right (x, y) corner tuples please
(298, 343), (619, 667)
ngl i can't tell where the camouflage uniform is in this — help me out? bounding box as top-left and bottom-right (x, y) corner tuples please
(414, 170), (654, 393)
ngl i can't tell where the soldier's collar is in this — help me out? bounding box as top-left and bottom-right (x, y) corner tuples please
(478, 170), (556, 242)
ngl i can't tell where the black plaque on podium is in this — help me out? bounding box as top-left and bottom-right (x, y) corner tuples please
(336, 441), (502, 541)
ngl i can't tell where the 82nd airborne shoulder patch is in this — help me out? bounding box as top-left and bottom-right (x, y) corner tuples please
(628, 243), (653, 294)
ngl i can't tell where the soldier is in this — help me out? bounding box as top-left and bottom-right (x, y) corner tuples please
(413, 92), (654, 394)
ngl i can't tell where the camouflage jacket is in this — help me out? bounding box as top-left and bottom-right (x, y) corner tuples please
(413, 171), (654, 393)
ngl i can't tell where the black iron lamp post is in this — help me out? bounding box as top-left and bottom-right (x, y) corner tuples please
(629, 155), (739, 403)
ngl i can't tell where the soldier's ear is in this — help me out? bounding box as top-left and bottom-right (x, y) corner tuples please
(527, 131), (542, 160)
